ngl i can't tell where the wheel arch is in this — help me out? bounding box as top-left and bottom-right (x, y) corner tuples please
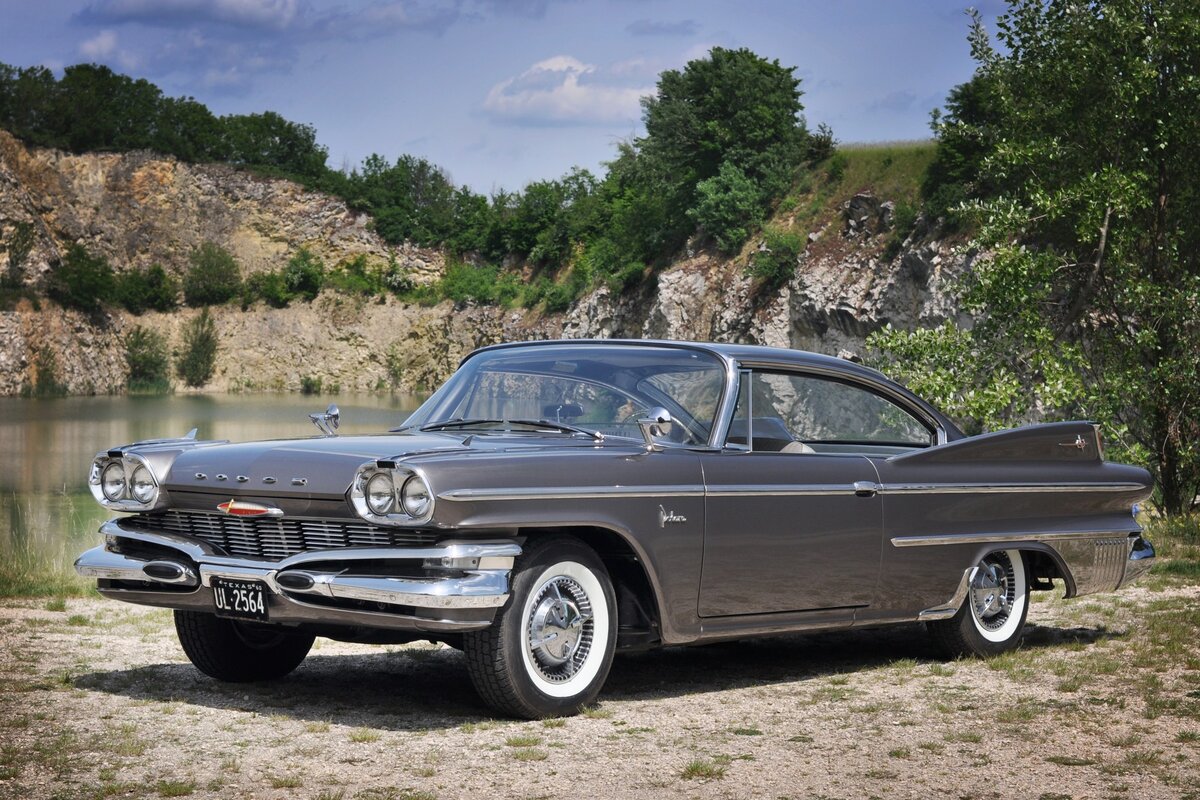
(966, 541), (1078, 598)
(516, 525), (663, 648)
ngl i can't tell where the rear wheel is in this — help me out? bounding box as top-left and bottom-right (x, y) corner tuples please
(463, 537), (617, 719)
(927, 549), (1029, 658)
(174, 610), (314, 682)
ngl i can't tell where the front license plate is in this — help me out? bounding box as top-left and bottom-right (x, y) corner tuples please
(212, 578), (269, 622)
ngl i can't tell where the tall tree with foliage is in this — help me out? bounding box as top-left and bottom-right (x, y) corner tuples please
(630, 47), (812, 257)
(870, 1), (1200, 514)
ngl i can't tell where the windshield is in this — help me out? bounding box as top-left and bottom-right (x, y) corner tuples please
(400, 343), (728, 445)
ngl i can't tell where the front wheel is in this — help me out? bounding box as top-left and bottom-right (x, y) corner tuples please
(927, 549), (1029, 658)
(463, 537), (617, 719)
(174, 610), (314, 682)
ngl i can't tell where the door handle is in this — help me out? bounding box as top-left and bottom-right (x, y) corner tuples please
(853, 480), (879, 497)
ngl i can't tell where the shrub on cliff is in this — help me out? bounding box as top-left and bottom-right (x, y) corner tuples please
(241, 271), (291, 308)
(689, 162), (763, 254)
(48, 245), (113, 313)
(183, 243), (241, 306)
(175, 309), (217, 387)
(748, 226), (804, 290)
(115, 264), (178, 314)
(282, 248), (324, 301)
(125, 326), (170, 393)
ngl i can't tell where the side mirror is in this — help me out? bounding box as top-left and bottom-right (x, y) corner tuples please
(637, 407), (672, 451)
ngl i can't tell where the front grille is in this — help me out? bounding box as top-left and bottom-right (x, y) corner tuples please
(124, 511), (438, 561)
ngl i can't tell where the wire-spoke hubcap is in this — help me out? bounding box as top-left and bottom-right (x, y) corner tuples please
(971, 553), (1015, 630)
(527, 576), (594, 681)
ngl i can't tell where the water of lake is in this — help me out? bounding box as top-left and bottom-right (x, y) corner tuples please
(0, 393), (425, 594)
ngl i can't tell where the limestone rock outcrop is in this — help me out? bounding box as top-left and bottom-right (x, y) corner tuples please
(0, 132), (969, 396)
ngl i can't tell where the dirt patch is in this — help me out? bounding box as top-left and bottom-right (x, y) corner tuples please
(1, 585), (1198, 800)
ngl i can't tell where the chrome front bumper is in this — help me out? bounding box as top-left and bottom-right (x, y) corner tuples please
(75, 519), (521, 632)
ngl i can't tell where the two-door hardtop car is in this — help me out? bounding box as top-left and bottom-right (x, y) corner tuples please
(76, 339), (1155, 718)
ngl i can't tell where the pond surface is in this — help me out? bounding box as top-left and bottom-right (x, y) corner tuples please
(0, 393), (425, 594)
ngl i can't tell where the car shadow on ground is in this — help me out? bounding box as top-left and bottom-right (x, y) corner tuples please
(73, 620), (1119, 731)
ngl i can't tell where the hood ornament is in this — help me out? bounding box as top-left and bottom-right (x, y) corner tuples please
(309, 404), (340, 436)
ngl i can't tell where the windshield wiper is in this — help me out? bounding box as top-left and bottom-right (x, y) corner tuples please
(419, 418), (603, 441)
(509, 419), (604, 441)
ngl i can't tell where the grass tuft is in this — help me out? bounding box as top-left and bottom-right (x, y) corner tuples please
(680, 759), (726, 781)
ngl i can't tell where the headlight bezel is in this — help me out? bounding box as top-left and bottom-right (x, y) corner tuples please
(89, 453), (163, 511)
(350, 461), (435, 526)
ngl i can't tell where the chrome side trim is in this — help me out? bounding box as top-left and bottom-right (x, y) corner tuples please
(706, 484), (859, 497)
(440, 481), (1143, 503)
(882, 482), (1146, 495)
(891, 530), (1132, 548)
(917, 566), (977, 621)
(438, 486), (706, 502)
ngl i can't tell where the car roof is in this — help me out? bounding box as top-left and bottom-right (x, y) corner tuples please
(469, 339), (964, 440)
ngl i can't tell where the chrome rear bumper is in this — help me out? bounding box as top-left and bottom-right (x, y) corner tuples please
(75, 519), (520, 632)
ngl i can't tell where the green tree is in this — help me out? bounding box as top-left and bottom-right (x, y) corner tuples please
(870, 1), (1200, 514)
(221, 111), (329, 178)
(48, 244), (113, 312)
(689, 161), (763, 254)
(282, 248), (324, 301)
(176, 308), (218, 387)
(115, 264), (178, 314)
(183, 243), (241, 306)
(637, 46), (810, 256)
(125, 325), (171, 393)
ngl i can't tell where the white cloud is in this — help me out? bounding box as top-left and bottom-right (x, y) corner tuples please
(78, 29), (141, 70)
(80, 29), (119, 59)
(483, 56), (652, 126)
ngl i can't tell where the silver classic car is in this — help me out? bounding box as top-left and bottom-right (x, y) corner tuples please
(75, 340), (1156, 718)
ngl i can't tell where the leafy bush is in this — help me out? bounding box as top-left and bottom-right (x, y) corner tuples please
(689, 162), (763, 254)
(175, 309), (217, 387)
(125, 325), (170, 393)
(183, 243), (241, 306)
(48, 244), (113, 312)
(23, 346), (67, 397)
(748, 226), (804, 290)
(299, 375), (322, 395)
(440, 261), (498, 304)
(282, 248), (324, 301)
(825, 152), (848, 183)
(325, 254), (382, 296)
(114, 264), (178, 314)
(2, 221), (34, 288)
(241, 271), (291, 308)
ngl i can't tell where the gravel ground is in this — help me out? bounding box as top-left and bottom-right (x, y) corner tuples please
(1, 585), (1198, 800)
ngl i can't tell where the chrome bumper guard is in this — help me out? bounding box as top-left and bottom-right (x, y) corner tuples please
(1118, 534), (1155, 588)
(75, 519), (521, 632)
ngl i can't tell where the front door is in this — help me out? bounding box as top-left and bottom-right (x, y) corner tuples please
(697, 368), (934, 617)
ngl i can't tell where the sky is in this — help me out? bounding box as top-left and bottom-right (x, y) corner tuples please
(0, 0), (1008, 194)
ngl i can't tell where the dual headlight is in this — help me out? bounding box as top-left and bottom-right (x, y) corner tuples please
(351, 464), (434, 525)
(88, 455), (162, 510)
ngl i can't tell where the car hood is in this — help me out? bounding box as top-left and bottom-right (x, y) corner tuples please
(161, 432), (610, 498)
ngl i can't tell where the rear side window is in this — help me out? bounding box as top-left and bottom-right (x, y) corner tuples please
(727, 371), (934, 453)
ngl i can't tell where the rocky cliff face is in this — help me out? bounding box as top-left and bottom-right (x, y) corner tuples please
(0, 132), (968, 396)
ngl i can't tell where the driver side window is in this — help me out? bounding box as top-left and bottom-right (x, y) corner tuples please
(726, 370), (934, 454)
